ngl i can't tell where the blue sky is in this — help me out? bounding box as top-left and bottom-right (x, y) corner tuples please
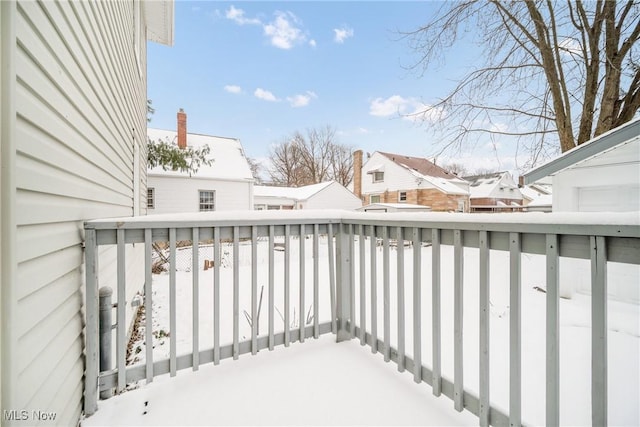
(147, 1), (523, 174)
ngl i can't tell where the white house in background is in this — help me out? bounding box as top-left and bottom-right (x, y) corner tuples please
(523, 118), (640, 304)
(463, 171), (524, 212)
(148, 110), (254, 213)
(254, 181), (361, 210)
(0, 1), (173, 425)
(520, 183), (552, 212)
(351, 150), (470, 212)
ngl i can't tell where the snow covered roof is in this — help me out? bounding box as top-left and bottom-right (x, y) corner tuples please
(378, 151), (457, 180)
(520, 184), (552, 202)
(523, 118), (640, 185)
(358, 203), (432, 212)
(254, 181), (334, 201)
(147, 128), (254, 181)
(463, 171), (520, 199)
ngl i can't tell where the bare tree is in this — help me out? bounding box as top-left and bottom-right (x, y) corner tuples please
(440, 161), (470, 177)
(246, 157), (264, 184)
(268, 126), (353, 186)
(403, 1), (640, 168)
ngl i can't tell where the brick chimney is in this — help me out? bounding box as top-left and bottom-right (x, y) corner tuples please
(353, 149), (363, 201)
(177, 108), (187, 149)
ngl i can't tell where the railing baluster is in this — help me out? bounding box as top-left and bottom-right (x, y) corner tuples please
(116, 229), (126, 392)
(300, 224), (306, 342)
(360, 224), (366, 345)
(251, 226), (258, 355)
(432, 228), (441, 396)
(213, 227), (220, 365)
(328, 223), (336, 334)
(285, 224), (291, 346)
(454, 229), (464, 411)
(370, 225), (378, 353)
(269, 225), (275, 350)
(546, 234), (559, 427)
(233, 226), (239, 360)
(169, 228), (177, 377)
(84, 228), (99, 415)
(383, 226), (391, 362)
(397, 226), (405, 371)
(144, 228), (153, 383)
(479, 230), (490, 426)
(336, 223), (353, 342)
(350, 224), (356, 338)
(591, 235), (608, 427)
(313, 223), (320, 339)
(192, 227), (200, 371)
(509, 232), (522, 426)
(412, 227), (421, 383)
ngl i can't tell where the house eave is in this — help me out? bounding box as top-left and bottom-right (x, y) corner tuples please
(144, 0), (174, 46)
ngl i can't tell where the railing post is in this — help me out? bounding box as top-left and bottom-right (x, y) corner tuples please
(84, 227), (99, 416)
(99, 287), (114, 399)
(336, 223), (352, 342)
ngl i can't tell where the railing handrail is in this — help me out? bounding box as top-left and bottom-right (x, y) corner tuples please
(85, 210), (639, 238)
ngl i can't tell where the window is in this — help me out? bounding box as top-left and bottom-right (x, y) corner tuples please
(199, 190), (215, 211)
(147, 188), (155, 209)
(373, 171), (384, 183)
(370, 195), (381, 203)
(267, 205), (280, 210)
(399, 191), (407, 202)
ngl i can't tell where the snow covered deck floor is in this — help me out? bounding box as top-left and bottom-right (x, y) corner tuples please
(82, 335), (477, 426)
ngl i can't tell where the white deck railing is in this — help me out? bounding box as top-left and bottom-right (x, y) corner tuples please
(83, 210), (639, 426)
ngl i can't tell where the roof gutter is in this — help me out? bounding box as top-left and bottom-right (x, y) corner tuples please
(1, 0), (17, 417)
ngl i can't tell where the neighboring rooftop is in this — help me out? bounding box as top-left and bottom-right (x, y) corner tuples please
(378, 151), (460, 180)
(147, 128), (254, 181)
(462, 171), (519, 199)
(253, 181), (334, 201)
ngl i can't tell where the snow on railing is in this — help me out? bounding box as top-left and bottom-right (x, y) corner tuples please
(83, 211), (639, 426)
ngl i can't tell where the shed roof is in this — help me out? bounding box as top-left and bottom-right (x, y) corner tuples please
(147, 128), (253, 181)
(254, 181), (334, 201)
(522, 118), (640, 184)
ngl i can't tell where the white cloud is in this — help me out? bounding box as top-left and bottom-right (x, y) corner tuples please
(225, 5), (261, 25)
(287, 91), (317, 108)
(369, 95), (445, 124)
(254, 88), (279, 102)
(224, 85), (243, 94)
(309, 39), (317, 48)
(333, 26), (354, 44)
(264, 11), (306, 49)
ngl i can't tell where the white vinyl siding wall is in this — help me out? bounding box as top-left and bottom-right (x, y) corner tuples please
(304, 182), (362, 210)
(148, 175), (253, 213)
(11, 1), (148, 425)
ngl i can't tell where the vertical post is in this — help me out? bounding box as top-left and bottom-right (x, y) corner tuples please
(328, 223), (336, 334)
(313, 223), (320, 339)
(359, 224), (366, 345)
(233, 226), (239, 359)
(432, 228), (441, 396)
(591, 235), (608, 427)
(397, 227), (405, 372)
(144, 228), (154, 382)
(268, 225), (275, 350)
(299, 224), (306, 342)
(169, 228), (177, 376)
(412, 227), (422, 383)
(116, 229), (126, 391)
(509, 232), (521, 427)
(479, 231), (490, 426)
(349, 224), (356, 338)
(284, 224), (291, 346)
(213, 227), (221, 365)
(383, 226), (390, 362)
(99, 287), (113, 399)
(336, 223), (352, 342)
(192, 227), (200, 370)
(370, 225), (378, 353)
(251, 226), (258, 354)
(546, 234), (559, 427)
(84, 228), (99, 415)
(453, 229), (464, 411)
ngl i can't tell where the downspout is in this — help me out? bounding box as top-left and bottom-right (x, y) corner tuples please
(1, 0), (17, 420)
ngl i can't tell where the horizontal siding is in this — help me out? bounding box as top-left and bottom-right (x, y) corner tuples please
(305, 183), (361, 210)
(12, 0), (148, 425)
(149, 176), (252, 213)
(361, 152), (429, 193)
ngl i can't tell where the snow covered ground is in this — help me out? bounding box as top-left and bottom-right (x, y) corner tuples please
(84, 235), (639, 426)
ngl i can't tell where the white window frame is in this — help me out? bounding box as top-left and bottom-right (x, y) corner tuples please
(373, 171), (384, 183)
(199, 190), (215, 212)
(147, 187), (155, 209)
(370, 194), (381, 204)
(399, 191), (407, 202)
